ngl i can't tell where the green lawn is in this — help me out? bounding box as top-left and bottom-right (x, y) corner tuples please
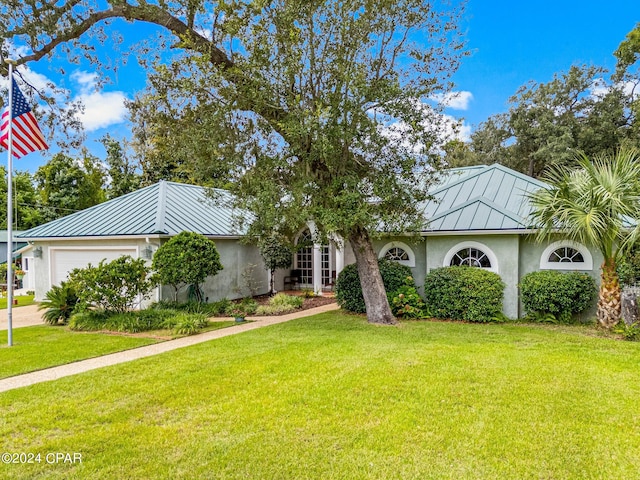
(0, 321), (237, 379)
(0, 294), (36, 309)
(1, 312), (640, 479)
(0, 325), (160, 379)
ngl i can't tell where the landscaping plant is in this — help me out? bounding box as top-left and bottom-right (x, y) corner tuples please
(152, 231), (223, 302)
(38, 281), (79, 325)
(389, 276), (427, 319)
(69, 256), (155, 313)
(423, 267), (505, 322)
(259, 235), (293, 294)
(519, 270), (597, 323)
(255, 293), (304, 315)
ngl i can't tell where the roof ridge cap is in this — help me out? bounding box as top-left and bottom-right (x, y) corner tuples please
(153, 181), (168, 234)
(427, 196), (526, 226)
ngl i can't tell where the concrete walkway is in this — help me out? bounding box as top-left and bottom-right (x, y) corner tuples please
(0, 303), (340, 393)
(0, 304), (43, 330)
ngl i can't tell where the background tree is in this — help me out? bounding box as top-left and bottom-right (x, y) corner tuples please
(259, 235), (292, 295)
(2, 0), (467, 324)
(34, 152), (106, 222)
(528, 147), (640, 328)
(101, 135), (141, 198)
(0, 167), (42, 229)
(152, 231), (223, 302)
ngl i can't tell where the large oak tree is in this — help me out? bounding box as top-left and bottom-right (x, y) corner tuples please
(1, 0), (467, 323)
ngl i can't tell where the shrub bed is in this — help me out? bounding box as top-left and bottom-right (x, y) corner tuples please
(69, 309), (208, 335)
(423, 267), (505, 322)
(256, 293), (304, 315)
(335, 259), (413, 313)
(150, 299), (231, 316)
(519, 270), (597, 323)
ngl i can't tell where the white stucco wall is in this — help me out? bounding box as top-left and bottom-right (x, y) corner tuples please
(32, 237), (269, 305)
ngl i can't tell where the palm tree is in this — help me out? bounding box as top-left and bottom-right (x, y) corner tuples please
(528, 147), (640, 328)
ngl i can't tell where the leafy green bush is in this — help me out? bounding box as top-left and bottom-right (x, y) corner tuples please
(254, 293), (304, 315)
(335, 259), (413, 313)
(152, 231), (223, 302)
(69, 256), (154, 313)
(300, 288), (316, 298)
(39, 281), (79, 325)
(389, 276), (427, 319)
(423, 267), (505, 322)
(519, 270), (597, 323)
(617, 247), (640, 286)
(613, 321), (640, 341)
(226, 298), (259, 317)
(256, 304), (297, 315)
(172, 313), (208, 335)
(269, 293), (304, 309)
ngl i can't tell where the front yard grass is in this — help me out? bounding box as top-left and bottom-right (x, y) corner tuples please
(0, 294), (36, 309)
(2, 312), (640, 479)
(0, 326), (160, 379)
(0, 320), (238, 379)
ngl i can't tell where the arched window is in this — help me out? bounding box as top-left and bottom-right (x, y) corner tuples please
(450, 247), (491, 268)
(385, 247), (409, 262)
(379, 242), (415, 267)
(548, 246), (584, 263)
(540, 241), (593, 270)
(443, 241), (499, 273)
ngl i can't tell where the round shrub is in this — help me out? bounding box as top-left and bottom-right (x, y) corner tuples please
(423, 267), (505, 322)
(519, 270), (597, 322)
(335, 258), (413, 313)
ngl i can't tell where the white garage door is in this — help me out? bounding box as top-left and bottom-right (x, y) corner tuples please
(50, 248), (138, 286)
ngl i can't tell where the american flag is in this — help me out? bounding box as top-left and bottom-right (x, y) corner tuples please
(0, 77), (48, 158)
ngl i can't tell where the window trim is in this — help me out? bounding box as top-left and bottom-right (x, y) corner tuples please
(540, 241), (593, 271)
(379, 241), (416, 267)
(443, 241), (499, 274)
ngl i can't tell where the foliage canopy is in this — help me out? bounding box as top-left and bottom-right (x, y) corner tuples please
(1, 0), (467, 323)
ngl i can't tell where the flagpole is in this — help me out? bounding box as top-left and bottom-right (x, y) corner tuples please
(5, 59), (15, 347)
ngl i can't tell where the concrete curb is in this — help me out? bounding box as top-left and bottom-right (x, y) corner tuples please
(0, 303), (340, 393)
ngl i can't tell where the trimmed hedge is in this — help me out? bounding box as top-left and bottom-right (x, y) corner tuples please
(423, 267), (505, 322)
(519, 270), (596, 323)
(335, 259), (413, 313)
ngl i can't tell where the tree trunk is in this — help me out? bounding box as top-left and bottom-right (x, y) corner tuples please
(621, 288), (638, 326)
(270, 270), (275, 295)
(597, 258), (621, 328)
(348, 226), (396, 325)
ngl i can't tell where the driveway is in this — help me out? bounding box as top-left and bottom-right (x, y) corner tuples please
(0, 304), (43, 330)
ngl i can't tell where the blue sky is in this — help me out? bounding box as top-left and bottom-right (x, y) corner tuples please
(3, 0), (639, 172)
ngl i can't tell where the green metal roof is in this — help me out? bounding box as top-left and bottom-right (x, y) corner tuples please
(423, 164), (548, 232)
(0, 230), (24, 243)
(16, 164), (557, 239)
(17, 181), (246, 239)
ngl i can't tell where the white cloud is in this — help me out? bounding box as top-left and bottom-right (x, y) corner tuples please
(74, 90), (129, 131)
(377, 100), (472, 155)
(431, 91), (474, 111)
(71, 71), (99, 90)
(589, 78), (639, 100)
(70, 70), (128, 132)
